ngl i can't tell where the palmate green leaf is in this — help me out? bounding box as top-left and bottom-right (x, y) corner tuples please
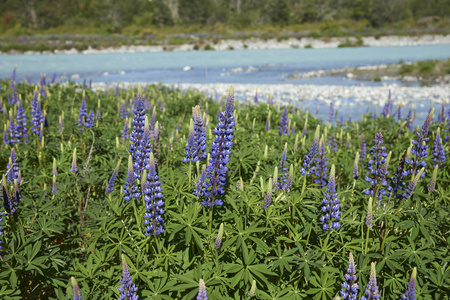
(307, 271), (336, 300)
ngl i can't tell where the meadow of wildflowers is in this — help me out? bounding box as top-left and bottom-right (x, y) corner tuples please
(0, 74), (449, 299)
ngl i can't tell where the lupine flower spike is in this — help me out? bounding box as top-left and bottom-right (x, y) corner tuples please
(118, 254), (138, 300)
(433, 127), (445, 167)
(215, 223), (224, 249)
(197, 279), (208, 300)
(320, 165), (341, 230)
(192, 105), (207, 160)
(123, 156), (136, 202)
(143, 152), (165, 236)
(262, 178), (273, 209)
(428, 165), (438, 193)
(364, 133), (388, 203)
(300, 125), (320, 176)
(366, 197), (373, 228)
(71, 277), (83, 300)
(70, 148), (78, 173)
(401, 267), (417, 300)
(340, 252), (359, 300)
(353, 153), (359, 180)
(279, 107), (288, 136)
(106, 159), (121, 193)
(200, 87), (235, 207)
(183, 119), (196, 163)
(361, 263), (380, 300)
(403, 168), (425, 199)
(407, 108), (433, 177)
(249, 280), (257, 298)
(314, 135), (328, 188)
(52, 175), (57, 194)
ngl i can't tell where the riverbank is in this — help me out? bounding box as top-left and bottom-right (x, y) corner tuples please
(2, 33), (450, 55)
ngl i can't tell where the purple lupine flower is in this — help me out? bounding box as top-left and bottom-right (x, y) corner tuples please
(114, 84), (120, 97)
(302, 116), (308, 138)
(265, 112), (270, 132)
(215, 223), (224, 249)
(364, 133), (388, 204)
(10, 82), (18, 105)
(353, 153), (359, 180)
(405, 105), (413, 131)
(200, 87), (235, 207)
(314, 136), (328, 188)
(106, 160), (121, 193)
(397, 103), (402, 121)
(9, 111), (19, 145)
(329, 134), (338, 152)
(381, 91), (392, 117)
(150, 108), (156, 131)
(77, 91), (88, 129)
(433, 128), (445, 167)
(403, 168), (424, 199)
(31, 98), (43, 135)
(406, 109), (433, 177)
(6, 148), (19, 184)
(52, 175), (57, 194)
(143, 152), (165, 236)
(300, 125), (320, 177)
(388, 153), (407, 200)
(51, 73), (57, 84)
(2, 126), (8, 145)
(438, 102), (446, 123)
(320, 165), (340, 231)
(0, 212), (3, 255)
(10, 66), (16, 88)
(85, 110), (94, 128)
(96, 99), (101, 120)
(59, 112), (64, 133)
(71, 277), (83, 300)
(193, 165), (207, 197)
(192, 105), (207, 160)
(328, 102), (334, 123)
(359, 134), (367, 168)
(277, 143), (289, 190)
(118, 255), (138, 300)
(183, 119), (197, 163)
(366, 197), (373, 228)
(253, 90), (259, 103)
(285, 165), (294, 191)
(361, 263), (380, 300)
(428, 165), (438, 193)
(123, 156), (137, 202)
(267, 94), (273, 105)
(279, 107), (288, 136)
(197, 279), (208, 300)
(70, 149), (78, 173)
(15, 99), (28, 142)
(129, 88), (147, 180)
(401, 268), (417, 300)
(340, 252), (359, 300)
(121, 118), (129, 143)
(120, 103), (128, 119)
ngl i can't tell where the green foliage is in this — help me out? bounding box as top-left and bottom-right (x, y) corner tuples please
(0, 79), (449, 299)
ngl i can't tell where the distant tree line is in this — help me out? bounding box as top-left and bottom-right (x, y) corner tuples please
(0, 0), (449, 32)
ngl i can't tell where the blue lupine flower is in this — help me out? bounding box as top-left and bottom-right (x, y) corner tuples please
(123, 156), (137, 202)
(433, 128), (445, 167)
(359, 134), (367, 170)
(10, 66), (16, 88)
(129, 87), (147, 179)
(361, 263), (380, 300)
(183, 119), (197, 163)
(267, 94), (273, 105)
(405, 105), (414, 132)
(253, 90), (259, 103)
(302, 116), (308, 138)
(77, 91), (88, 129)
(403, 168), (424, 199)
(406, 109), (433, 177)
(71, 277), (83, 300)
(31, 97), (43, 135)
(150, 108), (156, 131)
(320, 165), (340, 230)
(106, 160), (121, 193)
(51, 73), (57, 84)
(10, 82), (18, 105)
(397, 103), (402, 120)
(70, 148), (78, 173)
(193, 165), (207, 197)
(364, 133), (388, 204)
(3, 126), (9, 145)
(134, 117), (152, 182)
(200, 87), (235, 207)
(381, 91), (392, 117)
(328, 102), (334, 123)
(115, 84), (120, 97)
(96, 99), (101, 120)
(118, 255), (139, 300)
(85, 110), (94, 128)
(120, 103), (128, 119)
(262, 178), (273, 209)
(279, 107), (288, 136)
(329, 134), (338, 152)
(0, 212), (3, 255)
(143, 152), (165, 236)
(300, 125), (320, 177)
(265, 112), (270, 132)
(314, 136), (328, 188)
(197, 279), (208, 300)
(15, 99), (28, 142)
(401, 268), (417, 300)
(388, 153), (407, 200)
(9, 112), (19, 145)
(193, 105), (207, 160)
(277, 143), (289, 190)
(340, 252), (359, 300)
(121, 118), (129, 143)
(6, 148), (19, 184)
(59, 112), (64, 133)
